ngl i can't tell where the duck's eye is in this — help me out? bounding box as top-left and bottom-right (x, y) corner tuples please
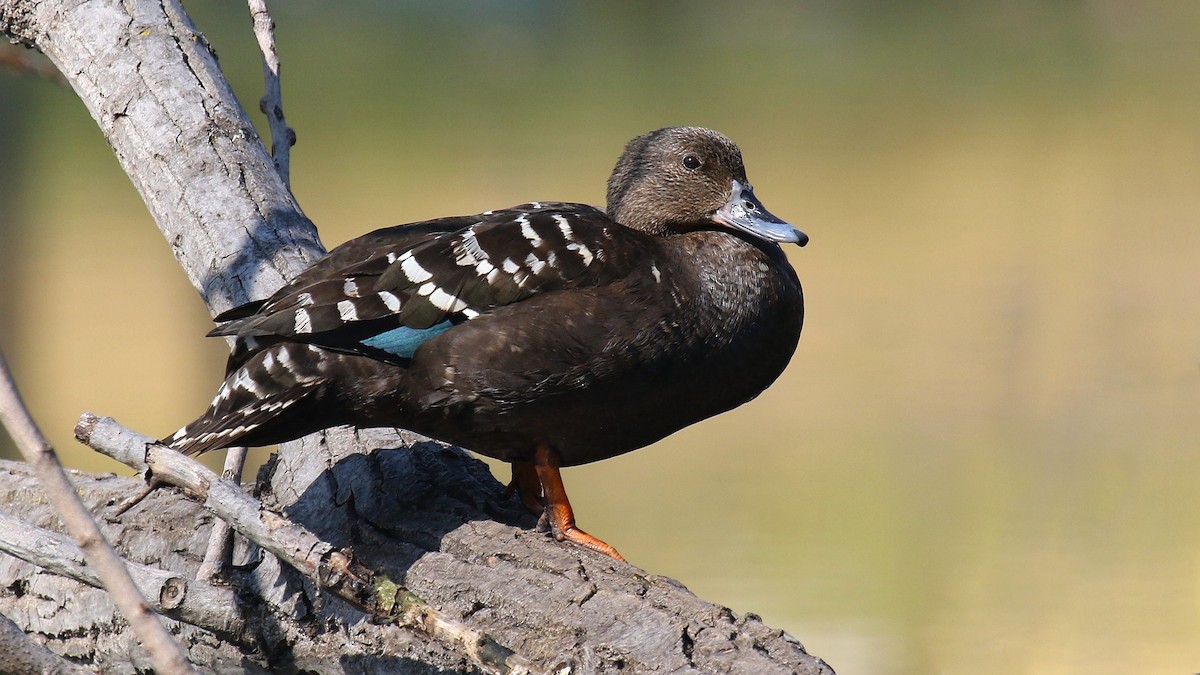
(682, 155), (701, 170)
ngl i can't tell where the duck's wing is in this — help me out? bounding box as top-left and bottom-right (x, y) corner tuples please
(209, 203), (642, 365)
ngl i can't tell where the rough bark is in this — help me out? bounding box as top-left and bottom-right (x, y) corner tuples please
(0, 448), (831, 674)
(0, 0), (834, 672)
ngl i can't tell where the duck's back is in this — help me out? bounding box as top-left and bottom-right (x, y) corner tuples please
(385, 227), (803, 466)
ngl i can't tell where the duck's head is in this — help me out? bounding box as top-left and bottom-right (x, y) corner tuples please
(606, 127), (807, 247)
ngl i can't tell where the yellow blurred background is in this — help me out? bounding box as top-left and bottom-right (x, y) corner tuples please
(2, 2), (1198, 673)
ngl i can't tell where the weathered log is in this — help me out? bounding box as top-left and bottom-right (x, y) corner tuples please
(0, 445), (830, 673)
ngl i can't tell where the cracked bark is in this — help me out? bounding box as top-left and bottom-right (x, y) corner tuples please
(0, 0), (835, 672)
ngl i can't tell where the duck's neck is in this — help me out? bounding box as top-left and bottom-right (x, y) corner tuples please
(672, 230), (802, 339)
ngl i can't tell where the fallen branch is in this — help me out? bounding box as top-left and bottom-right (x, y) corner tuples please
(0, 425), (831, 673)
(76, 412), (540, 675)
(0, 511), (243, 639)
(196, 445), (247, 582)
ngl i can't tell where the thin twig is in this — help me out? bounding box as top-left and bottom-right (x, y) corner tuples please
(0, 353), (196, 674)
(0, 510), (245, 638)
(247, 0), (294, 187)
(77, 413), (544, 675)
(196, 445), (246, 582)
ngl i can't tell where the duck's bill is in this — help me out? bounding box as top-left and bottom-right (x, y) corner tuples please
(713, 180), (808, 247)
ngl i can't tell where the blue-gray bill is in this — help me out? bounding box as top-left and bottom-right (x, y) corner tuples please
(713, 179), (808, 246)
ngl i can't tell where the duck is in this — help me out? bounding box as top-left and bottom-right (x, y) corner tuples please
(165, 126), (807, 561)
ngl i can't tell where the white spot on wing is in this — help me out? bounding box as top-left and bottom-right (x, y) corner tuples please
(554, 215), (573, 241)
(567, 242), (594, 266)
(343, 279), (359, 296)
(453, 229), (483, 267)
(460, 228), (488, 266)
(379, 291), (401, 312)
(525, 252), (547, 276)
(501, 258), (520, 274)
(428, 287), (468, 313)
(294, 309), (313, 333)
(400, 252), (433, 283)
(337, 299), (359, 321)
(231, 368), (258, 394)
(650, 262), (661, 283)
(518, 215), (542, 247)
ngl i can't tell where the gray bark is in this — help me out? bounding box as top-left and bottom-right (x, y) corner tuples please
(0, 611), (90, 675)
(0, 0), (834, 672)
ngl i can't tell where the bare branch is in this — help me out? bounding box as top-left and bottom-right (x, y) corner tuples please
(2, 499), (556, 669)
(0, 511), (244, 638)
(196, 445), (247, 582)
(0, 353), (195, 674)
(76, 413), (543, 675)
(247, 0), (295, 187)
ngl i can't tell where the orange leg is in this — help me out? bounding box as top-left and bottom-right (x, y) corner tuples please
(505, 461), (544, 514)
(531, 443), (626, 562)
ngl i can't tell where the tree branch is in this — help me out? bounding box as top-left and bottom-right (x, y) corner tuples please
(0, 510), (243, 639)
(196, 445), (246, 582)
(0, 353), (195, 673)
(76, 413), (541, 675)
(248, 0), (294, 187)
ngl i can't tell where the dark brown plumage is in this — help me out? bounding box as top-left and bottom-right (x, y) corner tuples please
(165, 127), (807, 559)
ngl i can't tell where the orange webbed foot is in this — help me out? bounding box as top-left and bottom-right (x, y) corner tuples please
(531, 444), (626, 562)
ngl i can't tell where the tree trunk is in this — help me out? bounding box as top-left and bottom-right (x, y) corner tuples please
(0, 0), (833, 672)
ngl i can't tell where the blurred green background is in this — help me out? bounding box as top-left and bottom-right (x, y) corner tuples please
(2, 2), (1199, 673)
